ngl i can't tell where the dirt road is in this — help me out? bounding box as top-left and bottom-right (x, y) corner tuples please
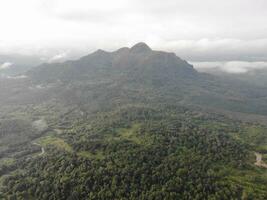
(254, 152), (267, 168)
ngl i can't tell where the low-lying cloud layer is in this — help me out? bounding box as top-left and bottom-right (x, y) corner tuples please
(159, 38), (267, 62)
(191, 61), (267, 74)
(0, 62), (13, 70)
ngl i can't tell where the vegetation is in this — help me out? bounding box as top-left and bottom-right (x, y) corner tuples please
(0, 43), (267, 199)
(1, 106), (267, 199)
(37, 136), (73, 153)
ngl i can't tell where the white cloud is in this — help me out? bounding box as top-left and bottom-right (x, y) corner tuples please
(48, 53), (67, 63)
(156, 38), (267, 62)
(191, 61), (267, 74)
(0, 62), (13, 70)
(5, 75), (28, 79)
(0, 0), (267, 65)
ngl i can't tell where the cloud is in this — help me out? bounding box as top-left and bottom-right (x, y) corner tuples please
(157, 38), (267, 62)
(0, 62), (13, 70)
(191, 61), (267, 74)
(2, 75), (28, 79)
(0, 0), (267, 67)
(47, 0), (127, 22)
(48, 53), (67, 63)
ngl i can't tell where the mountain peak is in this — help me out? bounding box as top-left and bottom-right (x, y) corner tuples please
(130, 42), (152, 53)
(93, 49), (108, 55)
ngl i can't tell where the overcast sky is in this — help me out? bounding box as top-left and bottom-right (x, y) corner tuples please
(1, 0), (267, 72)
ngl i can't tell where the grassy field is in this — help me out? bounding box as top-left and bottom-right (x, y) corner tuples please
(36, 136), (73, 153)
(0, 158), (14, 166)
(117, 123), (143, 144)
(103, 123), (145, 145)
(77, 151), (104, 159)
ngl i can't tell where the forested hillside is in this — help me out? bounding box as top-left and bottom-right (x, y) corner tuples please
(0, 43), (267, 199)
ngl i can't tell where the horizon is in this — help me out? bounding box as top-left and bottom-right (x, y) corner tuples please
(1, 41), (267, 74)
(1, 0), (267, 73)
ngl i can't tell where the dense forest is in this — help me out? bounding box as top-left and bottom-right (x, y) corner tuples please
(1, 43), (267, 199)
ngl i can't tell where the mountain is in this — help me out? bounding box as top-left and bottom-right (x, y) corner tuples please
(24, 42), (267, 117)
(27, 42), (197, 83)
(1, 43), (267, 199)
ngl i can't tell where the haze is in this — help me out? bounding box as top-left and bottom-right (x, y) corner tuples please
(1, 0), (267, 72)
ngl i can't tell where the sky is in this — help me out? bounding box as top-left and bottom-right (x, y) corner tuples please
(1, 0), (267, 73)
